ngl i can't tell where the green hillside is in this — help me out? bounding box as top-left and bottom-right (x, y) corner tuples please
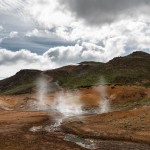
(0, 51), (150, 95)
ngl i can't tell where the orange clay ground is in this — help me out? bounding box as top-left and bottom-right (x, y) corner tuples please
(0, 85), (149, 150)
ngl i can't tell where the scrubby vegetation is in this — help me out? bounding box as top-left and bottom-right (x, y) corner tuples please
(0, 51), (150, 95)
(45, 51), (150, 88)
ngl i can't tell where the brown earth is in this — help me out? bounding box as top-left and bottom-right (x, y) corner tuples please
(62, 106), (150, 144)
(0, 110), (86, 150)
(80, 85), (150, 108)
(0, 109), (149, 150)
(0, 85), (149, 110)
(0, 86), (149, 150)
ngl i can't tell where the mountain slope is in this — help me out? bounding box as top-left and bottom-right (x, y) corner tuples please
(45, 51), (150, 88)
(0, 70), (41, 94)
(0, 51), (150, 95)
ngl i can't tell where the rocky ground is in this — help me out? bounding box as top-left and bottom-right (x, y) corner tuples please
(0, 85), (150, 150)
(0, 110), (85, 150)
(62, 106), (150, 144)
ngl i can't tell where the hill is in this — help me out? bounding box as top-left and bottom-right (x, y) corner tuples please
(0, 51), (150, 95)
(0, 70), (41, 95)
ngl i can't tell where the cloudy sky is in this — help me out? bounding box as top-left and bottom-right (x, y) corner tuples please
(0, 0), (150, 79)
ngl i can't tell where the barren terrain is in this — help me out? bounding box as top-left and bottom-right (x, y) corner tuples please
(0, 85), (150, 150)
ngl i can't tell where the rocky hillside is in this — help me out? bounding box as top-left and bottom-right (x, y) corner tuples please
(0, 70), (41, 94)
(0, 51), (150, 95)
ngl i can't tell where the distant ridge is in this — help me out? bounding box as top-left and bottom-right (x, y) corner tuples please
(0, 51), (150, 95)
(129, 51), (150, 57)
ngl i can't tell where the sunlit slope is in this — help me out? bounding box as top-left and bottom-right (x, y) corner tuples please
(0, 51), (150, 95)
(0, 70), (41, 94)
(45, 51), (150, 87)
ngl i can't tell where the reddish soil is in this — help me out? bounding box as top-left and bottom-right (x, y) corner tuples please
(0, 85), (149, 110)
(80, 85), (150, 107)
(0, 85), (149, 150)
(0, 110), (85, 150)
(62, 106), (150, 144)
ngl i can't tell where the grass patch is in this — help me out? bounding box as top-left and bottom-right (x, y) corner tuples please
(116, 98), (150, 110)
(3, 82), (35, 95)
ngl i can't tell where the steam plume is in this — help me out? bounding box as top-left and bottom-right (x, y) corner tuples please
(98, 77), (110, 113)
(36, 77), (49, 110)
(52, 90), (83, 117)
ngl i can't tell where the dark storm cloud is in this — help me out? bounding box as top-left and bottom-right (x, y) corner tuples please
(60, 0), (150, 25)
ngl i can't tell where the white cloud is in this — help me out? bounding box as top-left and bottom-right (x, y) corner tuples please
(0, 48), (57, 78)
(26, 28), (41, 37)
(0, 31), (18, 43)
(0, 25), (3, 31)
(0, 0), (24, 13)
(0, 44), (105, 78)
(0, 0), (74, 29)
(26, 28), (59, 39)
(9, 31), (18, 38)
(24, 0), (74, 29)
(44, 42), (107, 65)
(1, 0), (150, 54)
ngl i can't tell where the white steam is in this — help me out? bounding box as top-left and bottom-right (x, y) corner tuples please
(98, 77), (110, 113)
(31, 76), (111, 132)
(35, 76), (110, 116)
(36, 77), (49, 110)
(52, 91), (83, 117)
